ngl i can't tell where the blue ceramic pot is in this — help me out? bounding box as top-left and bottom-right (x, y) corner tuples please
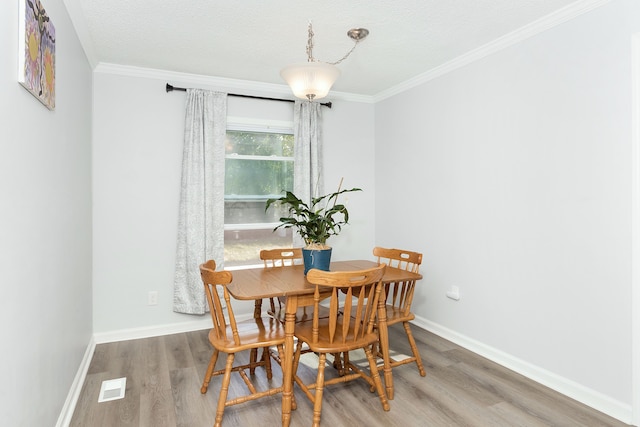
(302, 247), (332, 274)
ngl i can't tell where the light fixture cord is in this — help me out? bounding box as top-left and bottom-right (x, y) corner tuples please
(306, 21), (361, 65)
(328, 41), (360, 65)
(306, 21), (315, 62)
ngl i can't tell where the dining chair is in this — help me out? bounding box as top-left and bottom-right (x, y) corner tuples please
(260, 247), (304, 317)
(258, 248), (335, 369)
(260, 248), (332, 322)
(199, 260), (287, 427)
(245, 248), (304, 372)
(292, 264), (390, 427)
(372, 246), (426, 377)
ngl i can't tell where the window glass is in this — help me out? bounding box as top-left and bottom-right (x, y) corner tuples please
(224, 128), (294, 266)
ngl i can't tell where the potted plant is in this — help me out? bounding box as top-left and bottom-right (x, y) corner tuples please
(265, 181), (361, 274)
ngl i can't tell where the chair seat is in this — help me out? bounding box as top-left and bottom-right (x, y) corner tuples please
(294, 318), (379, 353)
(271, 304), (332, 324)
(381, 304), (415, 325)
(208, 316), (286, 352)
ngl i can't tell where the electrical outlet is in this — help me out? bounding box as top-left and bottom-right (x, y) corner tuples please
(148, 291), (158, 306)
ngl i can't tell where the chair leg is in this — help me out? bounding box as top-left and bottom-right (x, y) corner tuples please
(366, 345), (376, 393)
(403, 321), (426, 376)
(332, 353), (343, 375)
(201, 349), (219, 394)
(364, 346), (390, 411)
(249, 348), (258, 375)
(263, 346), (273, 379)
(312, 353), (327, 427)
(275, 343), (285, 365)
(215, 353), (235, 427)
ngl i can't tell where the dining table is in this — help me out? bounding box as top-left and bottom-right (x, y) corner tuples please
(227, 259), (423, 427)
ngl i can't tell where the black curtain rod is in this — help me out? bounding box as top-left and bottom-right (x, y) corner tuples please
(165, 83), (332, 108)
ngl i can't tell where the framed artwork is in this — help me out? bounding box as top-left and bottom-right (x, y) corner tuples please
(18, 0), (56, 110)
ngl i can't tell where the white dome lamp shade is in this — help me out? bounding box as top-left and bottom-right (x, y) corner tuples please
(281, 23), (368, 101)
(280, 62), (340, 101)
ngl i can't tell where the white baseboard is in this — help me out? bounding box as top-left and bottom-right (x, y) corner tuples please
(412, 315), (633, 425)
(63, 316), (632, 425)
(57, 318), (219, 425)
(93, 312), (259, 344)
(93, 318), (212, 344)
(56, 336), (96, 427)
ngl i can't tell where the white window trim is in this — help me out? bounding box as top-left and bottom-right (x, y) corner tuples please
(227, 116), (293, 134)
(226, 153), (292, 162)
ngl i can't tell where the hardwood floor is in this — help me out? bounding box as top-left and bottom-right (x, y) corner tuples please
(70, 324), (629, 426)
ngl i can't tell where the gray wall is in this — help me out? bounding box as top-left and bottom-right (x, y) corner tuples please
(0, 0), (93, 425)
(375, 0), (637, 413)
(91, 69), (376, 334)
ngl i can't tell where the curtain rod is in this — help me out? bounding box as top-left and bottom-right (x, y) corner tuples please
(165, 83), (332, 108)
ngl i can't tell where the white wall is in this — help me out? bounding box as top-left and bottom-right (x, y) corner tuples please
(375, 0), (637, 417)
(92, 69), (375, 334)
(0, 1), (93, 425)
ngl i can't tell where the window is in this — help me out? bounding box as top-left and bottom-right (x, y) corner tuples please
(224, 122), (294, 266)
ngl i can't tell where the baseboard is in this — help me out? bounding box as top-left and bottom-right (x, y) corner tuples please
(57, 319), (218, 425)
(56, 336), (96, 427)
(412, 316), (633, 425)
(93, 318), (213, 344)
(64, 316), (632, 424)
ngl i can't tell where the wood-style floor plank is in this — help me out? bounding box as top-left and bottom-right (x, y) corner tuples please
(69, 324), (630, 426)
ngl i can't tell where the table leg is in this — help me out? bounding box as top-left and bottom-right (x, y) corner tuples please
(377, 299), (393, 400)
(281, 295), (297, 427)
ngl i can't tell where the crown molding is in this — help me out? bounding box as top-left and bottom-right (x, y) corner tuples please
(93, 63), (375, 104)
(372, 0), (613, 102)
(89, 0), (611, 105)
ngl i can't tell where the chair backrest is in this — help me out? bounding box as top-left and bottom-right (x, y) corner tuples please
(260, 248), (303, 268)
(373, 247), (422, 273)
(373, 247), (423, 317)
(306, 264), (386, 346)
(200, 260), (240, 345)
(260, 248), (303, 313)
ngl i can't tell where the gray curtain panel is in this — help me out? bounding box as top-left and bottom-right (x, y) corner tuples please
(293, 100), (324, 247)
(173, 89), (227, 314)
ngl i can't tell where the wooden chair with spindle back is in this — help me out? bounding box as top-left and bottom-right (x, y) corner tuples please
(372, 246), (426, 377)
(199, 260), (286, 427)
(291, 264), (390, 427)
(260, 247), (304, 316)
(245, 248), (304, 373)
(257, 248), (334, 368)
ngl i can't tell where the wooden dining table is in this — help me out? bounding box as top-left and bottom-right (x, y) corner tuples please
(228, 259), (423, 427)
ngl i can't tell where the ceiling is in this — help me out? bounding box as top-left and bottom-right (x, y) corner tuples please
(65, 0), (588, 98)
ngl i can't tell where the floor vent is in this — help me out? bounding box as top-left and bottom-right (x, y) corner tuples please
(98, 377), (126, 403)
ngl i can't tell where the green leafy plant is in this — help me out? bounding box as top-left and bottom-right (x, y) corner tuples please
(266, 182), (361, 249)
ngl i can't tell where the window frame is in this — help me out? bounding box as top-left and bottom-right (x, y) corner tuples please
(223, 117), (295, 267)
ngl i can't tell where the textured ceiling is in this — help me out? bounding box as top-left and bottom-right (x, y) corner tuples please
(66, 0), (589, 97)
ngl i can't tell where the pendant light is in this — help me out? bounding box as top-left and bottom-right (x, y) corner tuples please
(280, 22), (369, 101)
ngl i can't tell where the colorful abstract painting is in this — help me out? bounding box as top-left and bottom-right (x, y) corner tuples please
(18, 0), (56, 110)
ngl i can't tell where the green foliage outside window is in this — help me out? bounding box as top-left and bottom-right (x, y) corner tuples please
(225, 130), (294, 198)
(224, 128), (295, 266)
